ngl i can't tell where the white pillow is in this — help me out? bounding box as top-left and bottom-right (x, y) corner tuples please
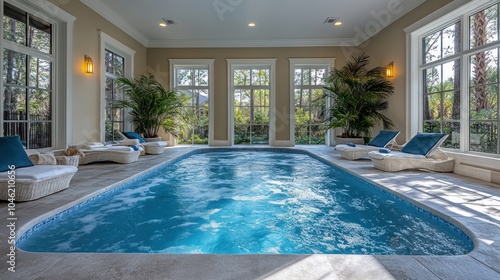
(121, 139), (140, 145)
(78, 142), (105, 149)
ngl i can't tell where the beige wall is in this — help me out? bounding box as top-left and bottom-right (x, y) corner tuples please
(147, 1), (453, 145)
(51, 0), (452, 146)
(147, 47), (357, 143)
(363, 0), (453, 143)
(50, 0), (147, 145)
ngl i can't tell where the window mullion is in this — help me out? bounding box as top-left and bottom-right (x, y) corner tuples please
(457, 36), (465, 151)
(3, 41), (54, 62)
(461, 13), (470, 152)
(25, 13), (30, 49)
(249, 89), (254, 144)
(24, 50), (30, 148)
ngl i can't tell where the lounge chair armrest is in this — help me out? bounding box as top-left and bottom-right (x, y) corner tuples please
(428, 149), (450, 160)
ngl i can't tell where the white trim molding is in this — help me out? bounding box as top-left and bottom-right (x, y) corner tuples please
(80, 0), (149, 46)
(169, 59), (215, 145)
(149, 38), (357, 48)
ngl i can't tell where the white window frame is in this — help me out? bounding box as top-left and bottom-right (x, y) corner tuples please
(227, 59), (276, 146)
(0, 0), (75, 149)
(406, 0), (500, 174)
(169, 59), (215, 145)
(99, 31), (135, 143)
(406, 0), (492, 139)
(289, 58), (335, 146)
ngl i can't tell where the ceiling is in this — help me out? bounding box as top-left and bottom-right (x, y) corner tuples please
(81, 0), (427, 48)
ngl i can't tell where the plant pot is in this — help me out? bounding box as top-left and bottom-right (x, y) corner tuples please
(334, 137), (364, 146)
(144, 137), (161, 142)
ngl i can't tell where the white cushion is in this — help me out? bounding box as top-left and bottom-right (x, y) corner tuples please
(368, 151), (426, 160)
(143, 141), (167, 147)
(78, 142), (105, 149)
(0, 165), (77, 181)
(335, 144), (378, 152)
(83, 146), (134, 152)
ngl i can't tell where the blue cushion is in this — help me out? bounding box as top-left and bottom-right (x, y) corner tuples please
(367, 130), (400, 147)
(122, 131), (146, 143)
(379, 148), (391, 154)
(401, 133), (448, 156)
(0, 136), (34, 172)
(347, 142), (356, 147)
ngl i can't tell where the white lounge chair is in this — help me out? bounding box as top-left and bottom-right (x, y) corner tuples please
(54, 143), (141, 165)
(335, 130), (400, 160)
(0, 165), (78, 201)
(0, 136), (77, 201)
(120, 131), (168, 155)
(368, 133), (454, 172)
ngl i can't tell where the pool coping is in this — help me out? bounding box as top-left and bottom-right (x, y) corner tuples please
(1, 145), (499, 279)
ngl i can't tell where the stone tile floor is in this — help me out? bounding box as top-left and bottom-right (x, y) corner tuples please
(0, 145), (499, 280)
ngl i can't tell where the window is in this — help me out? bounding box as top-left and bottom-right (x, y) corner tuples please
(174, 67), (209, 144)
(228, 59), (276, 146)
(422, 22), (461, 149)
(412, 1), (500, 156)
(170, 59), (214, 145)
(99, 31), (134, 143)
(2, 2), (53, 148)
(289, 58), (334, 146)
(233, 67), (270, 144)
(293, 66), (328, 144)
(468, 6), (499, 154)
(104, 50), (125, 142)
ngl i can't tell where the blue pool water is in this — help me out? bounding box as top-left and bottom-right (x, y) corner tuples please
(17, 149), (473, 254)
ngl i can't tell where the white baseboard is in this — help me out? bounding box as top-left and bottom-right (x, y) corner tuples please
(447, 151), (500, 185)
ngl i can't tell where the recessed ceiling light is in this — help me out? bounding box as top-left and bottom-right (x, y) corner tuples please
(248, 22), (256, 27)
(334, 21), (342, 26)
(159, 22), (167, 27)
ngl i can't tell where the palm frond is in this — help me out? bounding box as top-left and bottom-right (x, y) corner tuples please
(325, 53), (395, 138)
(112, 73), (181, 138)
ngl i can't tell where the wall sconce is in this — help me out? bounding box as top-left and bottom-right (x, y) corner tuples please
(386, 62), (394, 78)
(84, 55), (94, 74)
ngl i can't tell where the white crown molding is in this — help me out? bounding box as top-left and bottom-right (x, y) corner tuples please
(80, 0), (149, 47)
(80, 0), (426, 49)
(399, 0), (428, 16)
(147, 38), (357, 48)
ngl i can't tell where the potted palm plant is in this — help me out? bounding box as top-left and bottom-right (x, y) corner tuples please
(113, 73), (181, 141)
(324, 53), (394, 144)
